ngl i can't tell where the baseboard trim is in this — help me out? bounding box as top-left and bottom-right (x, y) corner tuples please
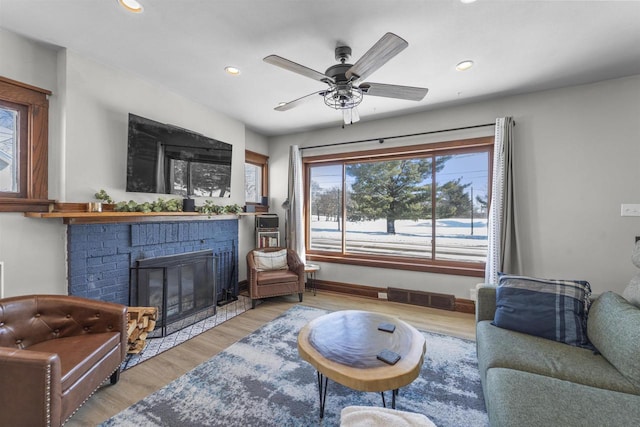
(314, 279), (382, 299)
(313, 279), (475, 314)
(239, 278), (475, 313)
(238, 280), (248, 293)
(455, 298), (476, 314)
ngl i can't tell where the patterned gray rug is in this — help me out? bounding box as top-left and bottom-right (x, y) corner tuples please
(101, 305), (488, 427)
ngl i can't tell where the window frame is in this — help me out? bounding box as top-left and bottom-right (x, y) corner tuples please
(303, 136), (494, 277)
(244, 150), (269, 206)
(0, 76), (51, 212)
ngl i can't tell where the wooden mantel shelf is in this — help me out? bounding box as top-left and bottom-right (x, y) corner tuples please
(25, 211), (240, 225)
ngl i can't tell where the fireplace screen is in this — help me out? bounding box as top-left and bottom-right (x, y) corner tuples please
(132, 250), (215, 336)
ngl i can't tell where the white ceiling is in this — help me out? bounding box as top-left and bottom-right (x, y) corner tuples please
(1, 0), (639, 136)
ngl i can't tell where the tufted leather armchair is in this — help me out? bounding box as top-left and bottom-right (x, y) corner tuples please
(247, 247), (305, 309)
(0, 294), (127, 427)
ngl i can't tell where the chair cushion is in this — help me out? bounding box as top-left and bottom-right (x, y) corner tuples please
(253, 249), (288, 271)
(257, 270), (299, 286)
(27, 332), (121, 391)
(492, 274), (591, 347)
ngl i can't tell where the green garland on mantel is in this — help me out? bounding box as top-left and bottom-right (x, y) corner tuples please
(93, 190), (243, 215)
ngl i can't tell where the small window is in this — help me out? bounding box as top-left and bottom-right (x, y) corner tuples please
(0, 76), (51, 212)
(245, 150), (268, 205)
(0, 101), (26, 195)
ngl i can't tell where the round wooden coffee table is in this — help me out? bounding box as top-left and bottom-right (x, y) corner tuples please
(297, 310), (426, 418)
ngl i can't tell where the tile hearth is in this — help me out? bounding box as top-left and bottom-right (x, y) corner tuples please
(122, 295), (250, 370)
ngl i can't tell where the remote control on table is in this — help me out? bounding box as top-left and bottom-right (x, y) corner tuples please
(377, 349), (401, 365)
(378, 322), (396, 333)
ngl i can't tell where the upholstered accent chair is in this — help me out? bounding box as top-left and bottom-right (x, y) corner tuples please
(247, 247), (305, 309)
(0, 294), (128, 427)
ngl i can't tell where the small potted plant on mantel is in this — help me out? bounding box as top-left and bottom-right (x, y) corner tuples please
(92, 189), (115, 212)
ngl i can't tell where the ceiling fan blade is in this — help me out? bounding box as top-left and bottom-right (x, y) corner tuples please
(264, 55), (334, 84)
(274, 90), (326, 111)
(345, 33), (408, 82)
(360, 82), (428, 101)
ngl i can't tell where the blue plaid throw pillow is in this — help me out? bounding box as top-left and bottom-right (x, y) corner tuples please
(493, 274), (592, 347)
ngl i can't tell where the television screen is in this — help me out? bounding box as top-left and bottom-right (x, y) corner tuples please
(126, 114), (232, 197)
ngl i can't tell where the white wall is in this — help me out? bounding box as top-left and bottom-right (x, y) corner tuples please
(0, 29), (67, 297)
(268, 75), (640, 298)
(0, 29), (250, 297)
(63, 50), (246, 204)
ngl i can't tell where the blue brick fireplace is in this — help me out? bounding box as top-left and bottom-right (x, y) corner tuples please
(67, 219), (238, 306)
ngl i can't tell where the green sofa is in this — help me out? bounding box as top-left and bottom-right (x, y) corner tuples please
(476, 287), (640, 427)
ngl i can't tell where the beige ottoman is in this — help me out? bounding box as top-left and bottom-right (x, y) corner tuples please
(340, 405), (436, 427)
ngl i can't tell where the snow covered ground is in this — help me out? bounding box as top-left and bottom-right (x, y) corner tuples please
(309, 217), (488, 262)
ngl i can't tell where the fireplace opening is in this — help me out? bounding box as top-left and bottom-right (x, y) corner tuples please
(131, 250), (216, 336)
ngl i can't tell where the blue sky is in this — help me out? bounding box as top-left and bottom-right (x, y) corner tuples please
(311, 151), (489, 201)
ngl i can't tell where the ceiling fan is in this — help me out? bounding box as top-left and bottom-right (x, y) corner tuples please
(264, 32), (428, 125)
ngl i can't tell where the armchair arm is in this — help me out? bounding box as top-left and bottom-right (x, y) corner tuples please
(286, 250), (305, 291)
(247, 251), (260, 297)
(476, 285), (497, 323)
(0, 347), (62, 426)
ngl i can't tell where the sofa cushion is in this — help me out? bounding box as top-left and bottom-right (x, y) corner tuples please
(485, 368), (640, 427)
(253, 249), (288, 271)
(587, 291), (640, 389)
(493, 274), (591, 347)
(476, 320), (639, 395)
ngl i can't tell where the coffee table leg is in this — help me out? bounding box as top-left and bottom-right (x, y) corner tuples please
(317, 371), (329, 419)
(381, 389), (400, 409)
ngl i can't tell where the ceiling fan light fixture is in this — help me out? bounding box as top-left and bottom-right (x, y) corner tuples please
(456, 60), (474, 71)
(224, 66), (241, 75)
(324, 86), (363, 110)
(118, 0), (143, 13)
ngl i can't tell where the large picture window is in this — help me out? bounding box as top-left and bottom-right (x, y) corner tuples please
(305, 137), (493, 277)
(0, 76), (50, 212)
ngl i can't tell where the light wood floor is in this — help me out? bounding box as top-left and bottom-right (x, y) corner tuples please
(66, 291), (476, 426)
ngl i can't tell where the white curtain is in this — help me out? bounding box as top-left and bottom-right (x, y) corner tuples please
(286, 145), (306, 263)
(485, 117), (521, 284)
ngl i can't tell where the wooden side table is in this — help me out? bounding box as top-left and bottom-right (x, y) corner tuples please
(304, 263), (320, 296)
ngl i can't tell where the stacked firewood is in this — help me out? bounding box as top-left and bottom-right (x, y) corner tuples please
(126, 306), (158, 354)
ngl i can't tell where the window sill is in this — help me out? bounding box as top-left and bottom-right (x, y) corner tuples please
(306, 253), (485, 278)
(0, 198), (54, 213)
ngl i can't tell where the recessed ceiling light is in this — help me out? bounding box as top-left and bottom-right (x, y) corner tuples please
(460, 0), (478, 4)
(225, 66), (241, 75)
(456, 60), (474, 71)
(118, 0), (143, 13)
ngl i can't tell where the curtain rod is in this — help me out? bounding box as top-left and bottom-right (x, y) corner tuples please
(299, 122), (501, 151)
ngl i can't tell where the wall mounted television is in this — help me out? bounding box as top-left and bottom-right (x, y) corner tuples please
(126, 113), (232, 197)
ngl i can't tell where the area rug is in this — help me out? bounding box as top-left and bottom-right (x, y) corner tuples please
(101, 305), (488, 427)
